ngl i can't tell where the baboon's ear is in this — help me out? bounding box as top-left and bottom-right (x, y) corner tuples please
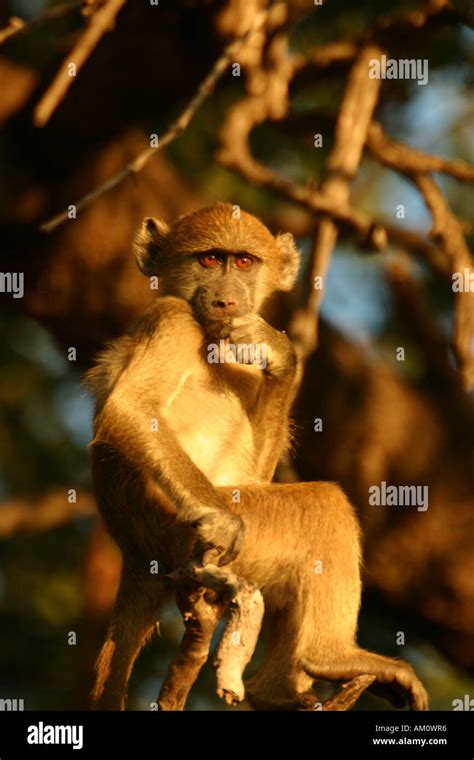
(275, 232), (300, 291)
(133, 217), (170, 276)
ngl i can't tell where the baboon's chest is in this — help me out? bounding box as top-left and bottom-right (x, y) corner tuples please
(161, 361), (264, 486)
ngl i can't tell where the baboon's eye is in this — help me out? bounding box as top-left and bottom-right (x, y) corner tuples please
(199, 253), (221, 267)
(234, 255), (253, 270)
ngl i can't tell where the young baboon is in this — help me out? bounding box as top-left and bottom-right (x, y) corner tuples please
(87, 203), (428, 711)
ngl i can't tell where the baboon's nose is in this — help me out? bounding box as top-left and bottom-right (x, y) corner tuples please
(212, 298), (238, 310)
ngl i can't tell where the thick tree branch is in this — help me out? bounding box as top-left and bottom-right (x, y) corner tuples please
(289, 45), (383, 368)
(157, 586), (226, 711)
(158, 561), (264, 710)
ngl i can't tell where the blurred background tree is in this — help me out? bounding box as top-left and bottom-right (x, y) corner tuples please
(0, 0), (473, 710)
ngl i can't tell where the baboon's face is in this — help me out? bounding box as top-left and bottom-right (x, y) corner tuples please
(163, 247), (263, 325)
(133, 203), (301, 330)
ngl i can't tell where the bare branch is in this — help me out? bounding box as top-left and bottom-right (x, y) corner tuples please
(0, 16), (26, 44)
(414, 175), (474, 391)
(157, 586), (225, 711)
(280, 125), (472, 390)
(367, 121), (474, 183)
(0, 489), (96, 539)
(37, 0), (456, 240)
(375, 0), (452, 30)
(322, 675), (377, 711)
(217, 21), (387, 252)
(0, 1), (82, 46)
(364, 121), (473, 389)
(384, 224), (451, 280)
(248, 673), (377, 711)
(34, 0), (127, 127)
(210, 576), (265, 705)
(291, 41), (358, 72)
(39, 6), (270, 232)
(289, 0), (451, 74)
(158, 561), (264, 710)
(289, 45), (384, 367)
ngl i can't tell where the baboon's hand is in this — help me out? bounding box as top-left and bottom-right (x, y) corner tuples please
(222, 316), (296, 378)
(193, 510), (245, 566)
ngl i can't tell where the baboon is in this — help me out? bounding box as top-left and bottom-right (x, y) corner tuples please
(87, 203), (428, 711)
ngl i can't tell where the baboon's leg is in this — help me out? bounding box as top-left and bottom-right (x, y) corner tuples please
(245, 610), (317, 711)
(92, 561), (164, 710)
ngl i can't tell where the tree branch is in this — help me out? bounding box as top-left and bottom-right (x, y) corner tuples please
(157, 586), (226, 711)
(363, 121), (473, 390)
(414, 175), (474, 391)
(288, 45), (383, 368)
(158, 561), (264, 710)
(39, 5), (270, 232)
(322, 675), (377, 711)
(34, 0), (127, 127)
(367, 121), (474, 183)
(0, 1), (82, 46)
(0, 489), (96, 539)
